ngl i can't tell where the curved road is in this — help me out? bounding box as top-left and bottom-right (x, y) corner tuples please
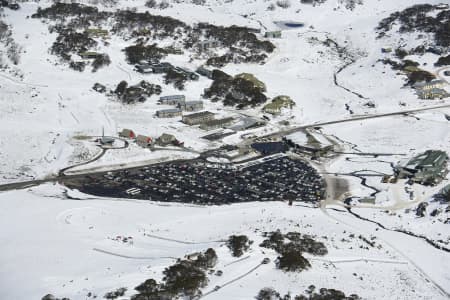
(59, 136), (129, 176)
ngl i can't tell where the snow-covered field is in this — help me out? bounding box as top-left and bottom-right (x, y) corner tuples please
(0, 0), (449, 299)
(0, 184), (447, 300)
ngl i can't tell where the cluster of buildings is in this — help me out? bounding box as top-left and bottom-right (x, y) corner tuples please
(394, 150), (448, 185)
(119, 128), (183, 149)
(136, 60), (214, 80)
(156, 95), (204, 118)
(413, 79), (449, 100)
(155, 95), (237, 131)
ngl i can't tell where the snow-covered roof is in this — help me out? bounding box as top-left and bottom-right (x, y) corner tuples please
(285, 131), (309, 145)
(285, 130), (333, 148)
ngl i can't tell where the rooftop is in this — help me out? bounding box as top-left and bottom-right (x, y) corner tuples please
(285, 130), (333, 149)
(184, 101), (203, 105)
(157, 108), (182, 113)
(183, 111), (214, 118)
(201, 117), (234, 127)
(401, 150), (448, 170)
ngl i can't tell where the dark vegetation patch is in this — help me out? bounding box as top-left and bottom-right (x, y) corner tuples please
(112, 10), (187, 39)
(131, 248), (217, 299)
(33, 2), (102, 19)
(255, 286), (361, 300)
(226, 235), (253, 257)
(376, 4), (450, 48)
(191, 23), (274, 66)
(32, 2), (274, 73)
(164, 68), (188, 90)
(435, 54), (450, 66)
(376, 4), (450, 85)
(405, 69), (436, 85)
(204, 70), (268, 109)
(260, 230), (327, 272)
(104, 287), (127, 299)
(114, 80), (162, 104)
(379, 58), (436, 86)
(123, 43), (168, 64)
(49, 28), (112, 72)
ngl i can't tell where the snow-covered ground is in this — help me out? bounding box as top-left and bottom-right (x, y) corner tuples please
(0, 184), (447, 300)
(0, 0), (449, 299)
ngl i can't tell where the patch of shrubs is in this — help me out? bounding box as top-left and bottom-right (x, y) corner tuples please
(114, 80), (162, 104)
(113, 10), (188, 39)
(406, 69), (436, 85)
(41, 295), (70, 300)
(50, 29), (97, 60)
(33, 2), (274, 71)
(46, 27), (111, 72)
(32, 2), (100, 19)
(164, 68), (188, 90)
(123, 43), (168, 64)
(226, 235), (253, 257)
(204, 70), (268, 109)
(435, 54), (450, 67)
(196, 23), (275, 53)
(191, 23), (274, 66)
(255, 286), (361, 300)
(131, 248), (218, 300)
(92, 53), (111, 72)
(104, 287), (127, 299)
(259, 230), (327, 272)
(376, 4), (450, 48)
(379, 57), (436, 86)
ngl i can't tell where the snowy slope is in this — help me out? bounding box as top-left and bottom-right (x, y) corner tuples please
(0, 0), (449, 299)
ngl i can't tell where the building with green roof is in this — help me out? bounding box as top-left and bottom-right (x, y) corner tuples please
(395, 150), (448, 185)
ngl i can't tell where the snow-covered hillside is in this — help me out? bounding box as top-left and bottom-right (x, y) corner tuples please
(0, 0), (449, 299)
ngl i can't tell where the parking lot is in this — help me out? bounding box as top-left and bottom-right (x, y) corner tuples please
(64, 157), (325, 204)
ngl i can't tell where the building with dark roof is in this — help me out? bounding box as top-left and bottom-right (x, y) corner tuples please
(251, 142), (289, 155)
(156, 108), (182, 118)
(182, 111), (215, 125)
(178, 101), (203, 112)
(199, 117), (234, 130)
(159, 95), (186, 105)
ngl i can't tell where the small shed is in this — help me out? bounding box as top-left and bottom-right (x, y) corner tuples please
(119, 129), (136, 139)
(136, 135), (152, 148)
(157, 133), (177, 146)
(265, 31), (282, 38)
